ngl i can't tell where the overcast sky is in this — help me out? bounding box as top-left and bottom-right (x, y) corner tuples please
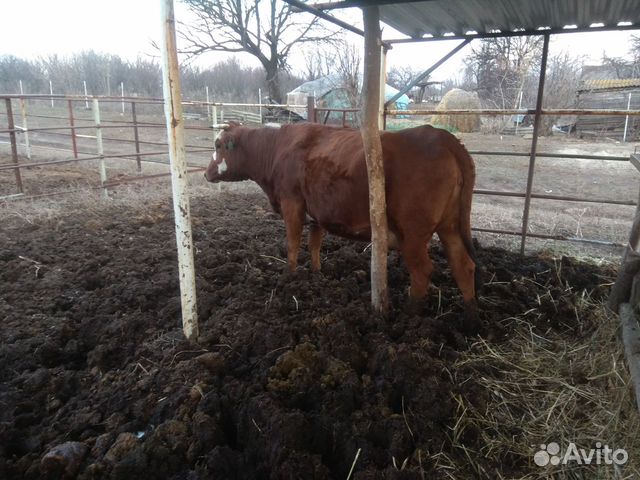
(1, 0), (637, 85)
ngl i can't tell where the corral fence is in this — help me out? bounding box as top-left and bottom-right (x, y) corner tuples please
(0, 94), (305, 200)
(2, 93), (640, 253)
(308, 101), (640, 252)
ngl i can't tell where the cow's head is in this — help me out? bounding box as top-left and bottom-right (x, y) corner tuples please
(204, 122), (244, 183)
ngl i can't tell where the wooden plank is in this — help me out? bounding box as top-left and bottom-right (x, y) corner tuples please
(361, 6), (389, 314)
(619, 302), (640, 412)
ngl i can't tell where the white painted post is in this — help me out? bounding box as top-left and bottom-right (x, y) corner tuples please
(49, 80), (54, 108)
(121, 82), (125, 114)
(515, 90), (523, 135)
(83, 80), (89, 109)
(161, 0), (199, 340)
(92, 98), (108, 198)
(379, 46), (387, 130)
(212, 105), (218, 125)
(258, 88), (263, 124)
(19, 80), (23, 95)
(19, 98), (31, 160)
(624, 93), (632, 142)
(205, 86), (211, 122)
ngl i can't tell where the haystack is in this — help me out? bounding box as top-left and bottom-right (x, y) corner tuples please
(434, 88), (481, 132)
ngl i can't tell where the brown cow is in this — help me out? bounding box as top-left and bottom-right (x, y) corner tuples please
(205, 122), (478, 321)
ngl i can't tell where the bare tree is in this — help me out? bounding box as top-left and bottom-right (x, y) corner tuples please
(464, 37), (542, 108)
(179, 0), (337, 102)
(302, 45), (333, 82)
(335, 41), (362, 110)
(387, 66), (419, 90)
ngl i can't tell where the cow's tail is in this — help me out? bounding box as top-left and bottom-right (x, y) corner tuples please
(450, 136), (483, 295)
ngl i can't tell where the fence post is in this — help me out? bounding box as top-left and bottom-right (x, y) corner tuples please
(121, 82), (125, 114)
(83, 80), (89, 109)
(161, 0), (199, 341)
(520, 33), (550, 255)
(19, 96), (31, 160)
(49, 80), (54, 108)
(92, 98), (108, 197)
(205, 86), (211, 123)
(212, 105), (217, 125)
(131, 101), (142, 173)
(5, 98), (24, 193)
(307, 96), (316, 123)
(68, 99), (78, 159)
(258, 88), (263, 124)
(624, 93), (632, 142)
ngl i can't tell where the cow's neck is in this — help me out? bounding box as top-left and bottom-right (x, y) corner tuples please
(238, 127), (279, 192)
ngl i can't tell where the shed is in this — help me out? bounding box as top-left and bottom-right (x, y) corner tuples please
(576, 68), (640, 140)
(287, 74), (410, 123)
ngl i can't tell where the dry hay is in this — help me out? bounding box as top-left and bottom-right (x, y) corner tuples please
(436, 260), (640, 479)
(434, 88), (481, 133)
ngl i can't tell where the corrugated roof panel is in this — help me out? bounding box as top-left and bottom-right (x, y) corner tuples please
(378, 0), (640, 38)
(580, 79), (640, 90)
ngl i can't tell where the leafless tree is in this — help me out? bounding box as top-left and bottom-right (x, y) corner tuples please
(335, 41), (362, 110)
(301, 45), (333, 81)
(464, 37), (542, 109)
(178, 0), (337, 102)
(387, 66), (419, 90)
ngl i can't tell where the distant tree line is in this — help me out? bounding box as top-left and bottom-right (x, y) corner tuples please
(0, 51), (303, 102)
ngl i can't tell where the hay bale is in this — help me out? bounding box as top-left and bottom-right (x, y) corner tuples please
(434, 88), (481, 132)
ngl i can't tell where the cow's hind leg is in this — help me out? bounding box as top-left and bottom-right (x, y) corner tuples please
(401, 235), (434, 300)
(281, 199), (305, 272)
(437, 227), (479, 333)
(309, 222), (325, 272)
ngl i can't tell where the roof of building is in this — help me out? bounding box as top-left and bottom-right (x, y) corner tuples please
(305, 0), (640, 40)
(579, 78), (640, 91)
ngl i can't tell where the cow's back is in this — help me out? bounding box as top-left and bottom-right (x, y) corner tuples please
(271, 123), (465, 240)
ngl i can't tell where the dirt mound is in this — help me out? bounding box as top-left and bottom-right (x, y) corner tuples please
(0, 191), (620, 479)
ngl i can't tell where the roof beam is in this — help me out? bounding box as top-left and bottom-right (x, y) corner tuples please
(282, 0), (365, 37)
(385, 38), (471, 106)
(309, 0), (434, 10)
(386, 23), (640, 43)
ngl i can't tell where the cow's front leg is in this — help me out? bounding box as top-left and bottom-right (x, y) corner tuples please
(281, 199), (305, 272)
(309, 222), (325, 272)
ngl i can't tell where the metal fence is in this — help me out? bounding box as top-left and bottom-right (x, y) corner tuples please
(305, 102), (640, 251)
(0, 94), (306, 200)
(2, 94), (640, 253)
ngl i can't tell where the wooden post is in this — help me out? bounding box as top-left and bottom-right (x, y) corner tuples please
(131, 101), (142, 173)
(5, 98), (24, 193)
(361, 6), (389, 314)
(19, 97), (31, 160)
(161, 0), (199, 341)
(92, 98), (108, 198)
(68, 99), (78, 159)
(307, 96), (316, 123)
(609, 163), (640, 412)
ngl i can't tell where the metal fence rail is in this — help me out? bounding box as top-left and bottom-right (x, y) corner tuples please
(306, 101), (640, 251)
(2, 94), (639, 253)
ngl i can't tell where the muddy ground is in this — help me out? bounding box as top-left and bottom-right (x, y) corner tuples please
(0, 190), (626, 479)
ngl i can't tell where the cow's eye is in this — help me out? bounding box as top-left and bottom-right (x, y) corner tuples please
(215, 141), (221, 149)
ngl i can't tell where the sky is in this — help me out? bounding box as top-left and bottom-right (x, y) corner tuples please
(0, 0), (637, 85)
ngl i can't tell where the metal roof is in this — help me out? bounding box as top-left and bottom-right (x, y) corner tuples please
(298, 0), (640, 41)
(376, 0), (640, 39)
